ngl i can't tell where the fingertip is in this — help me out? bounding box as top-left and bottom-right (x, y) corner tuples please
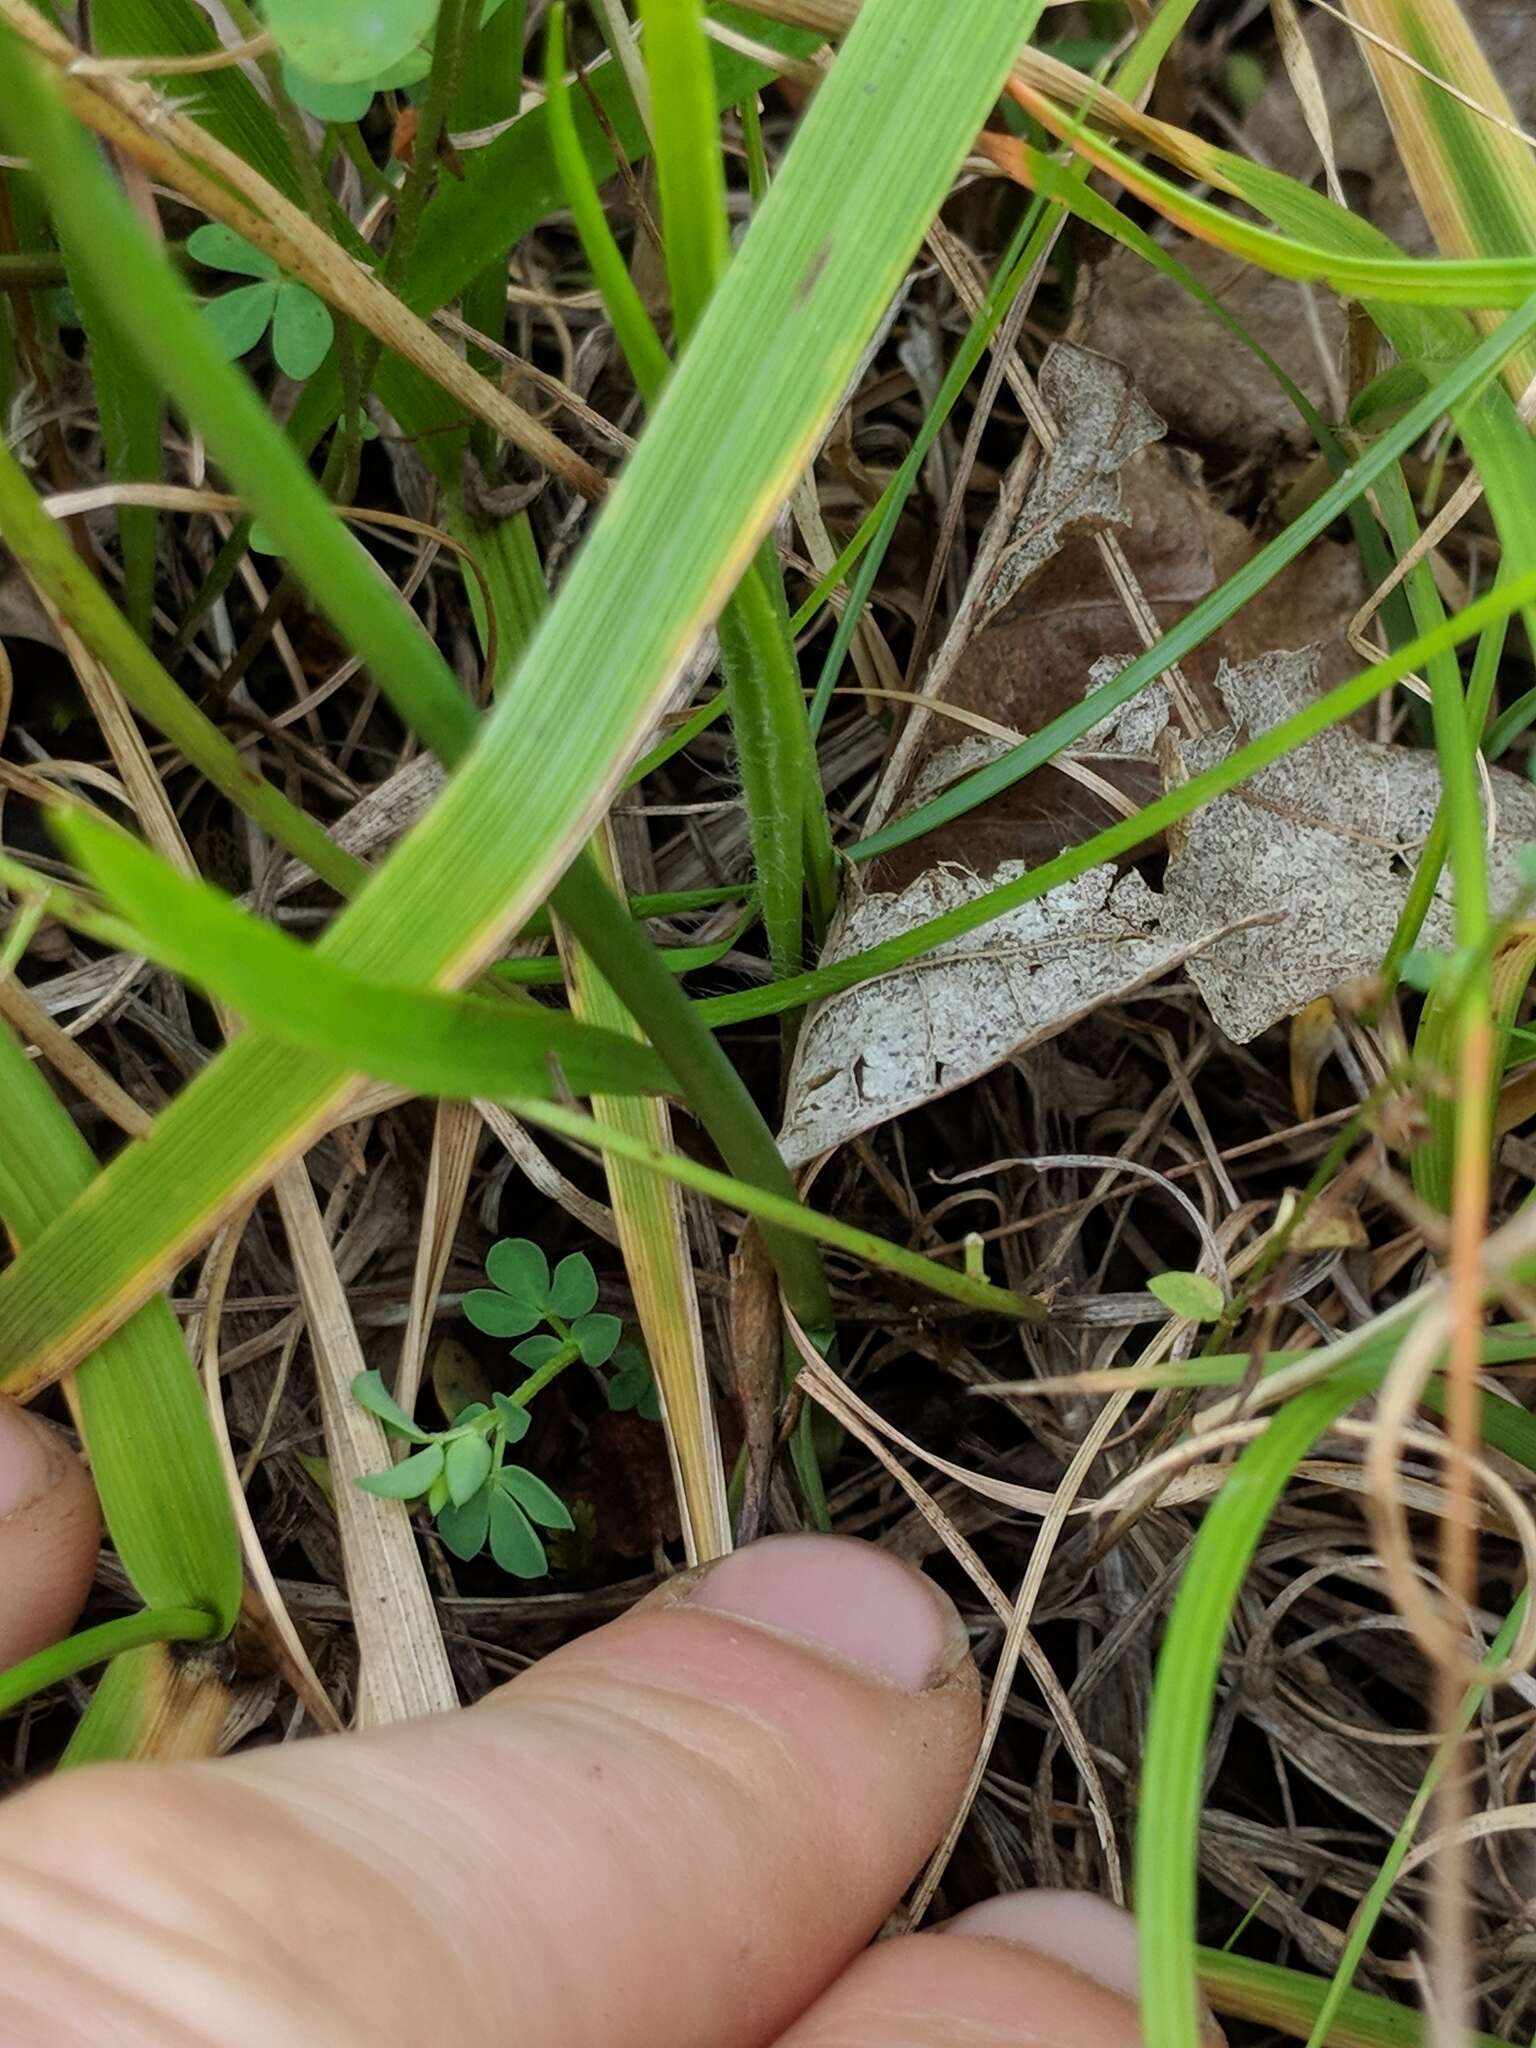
(0, 1399), (101, 1667)
(776, 1925), (1150, 2048)
(943, 1888), (1142, 1997)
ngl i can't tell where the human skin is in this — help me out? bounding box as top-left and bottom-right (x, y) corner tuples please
(0, 1396), (1162, 2047)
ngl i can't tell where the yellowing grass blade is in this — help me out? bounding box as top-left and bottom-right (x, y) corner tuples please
(0, 0), (1038, 1394)
(555, 824), (733, 1565)
(0, 1019), (240, 1629)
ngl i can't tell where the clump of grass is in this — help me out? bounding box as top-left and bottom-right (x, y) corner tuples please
(1, 7), (1536, 2047)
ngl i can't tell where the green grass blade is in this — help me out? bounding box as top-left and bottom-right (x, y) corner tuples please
(61, 1642), (227, 1766)
(642, 0), (731, 340)
(850, 291), (1536, 866)
(1301, 1592), (1528, 2048)
(511, 1097), (1045, 1321)
(0, 439), (365, 899)
(57, 811), (675, 1104)
(0, 1607), (220, 1719)
(544, 3), (673, 398)
(1197, 1946), (1513, 2048)
(63, 261), (161, 636)
(0, 0), (1037, 1396)
(1139, 1378), (1366, 2048)
(693, 563), (1536, 1028)
(0, 1021), (240, 1628)
(0, 45), (483, 770)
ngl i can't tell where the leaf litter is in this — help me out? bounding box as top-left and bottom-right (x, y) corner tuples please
(780, 338), (1488, 1163)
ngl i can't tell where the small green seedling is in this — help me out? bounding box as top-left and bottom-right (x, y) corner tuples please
(463, 1238), (622, 1367)
(353, 1240), (662, 1577)
(1146, 1270), (1225, 1323)
(189, 225), (334, 380)
(466, 1240), (665, 1420)
(352, 1371), (574, 1579)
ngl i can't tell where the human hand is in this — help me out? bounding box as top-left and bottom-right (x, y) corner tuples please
(0, 1399), (1153, 2047)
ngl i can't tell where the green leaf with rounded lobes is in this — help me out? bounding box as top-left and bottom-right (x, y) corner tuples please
(488, 1486), (548, 1578)
(355, 1442), (444, 1499)
(436, 1485), (492, 1561)
(492, 1391), (531, 1443)
(546, 1251), (598, 1319)
(485, 1237), (550, 1312)
(573, 1312), (621, 1367)
(445, 1431), (493, 1507)
(463, 1289), (541, 1338)
(511, 1334), (566, 1371)
(271, 283), (334, 380)
(352, 1368), (431, 1441)
(202, 281), (276, 360)
(261, 0), (438, 85)
(187, 225), (277, 279)
(500, 1465), (575, 1532)
(281, 60), (376, 122)
(1147, 1271), (1225, 1324)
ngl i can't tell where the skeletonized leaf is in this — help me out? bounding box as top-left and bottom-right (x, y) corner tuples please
(1154, 650), (1536, 1041)
(777, 861), (1199, 1167)
(977, 344), (1163, 627)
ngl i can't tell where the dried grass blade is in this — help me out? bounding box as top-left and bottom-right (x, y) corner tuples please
(272, 1162), (456, 1725)
(554, 823), (732, 1564)
(396, 1101), (482, 1420)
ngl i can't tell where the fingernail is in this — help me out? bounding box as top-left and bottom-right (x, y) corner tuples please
(0, 1401), (59, 1521)
(678, 1533), (968, 1691)
(943, 1891), (1141, 2000)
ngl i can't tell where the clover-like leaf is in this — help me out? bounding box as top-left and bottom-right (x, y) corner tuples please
(281, 59), (376, 121)
(444, 1431), (493, 1508)
(488, 1486), (549, 1578)
(202, 280), (277, 360)
(606, 1346), (661, 1421)
(262, 0), (438, 84)
(436, 1484), (492, 1561)
(271, 282), (334, 379)
(492, 1391), (531, 1443)
(572, 1312), (621, 1367)
(485, 1237), (551, 1313)
(187, 224), (278, 279)
(1146, 1270), (1225, 1324)
(463, 1288), (542, 1338)
(355, 1442), (444, 1499)
(500, 1465), (575, 1532)
(352, 1368), (431, 1441)
(511, 1333), (566, 1371)
(546, 1251), (598, 1320)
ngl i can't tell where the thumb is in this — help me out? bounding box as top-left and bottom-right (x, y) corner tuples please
(0, 1398), (100, 1668)
(1, 1534), (979, 2048)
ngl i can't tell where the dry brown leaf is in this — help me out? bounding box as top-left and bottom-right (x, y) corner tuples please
(1074, 237), (1347, 463)
(1153, 649), (1536, 1040)
(976, 343), (1164, 628)
(781, 346), (1368, 1165)
(778, 862), (1233, 1167)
